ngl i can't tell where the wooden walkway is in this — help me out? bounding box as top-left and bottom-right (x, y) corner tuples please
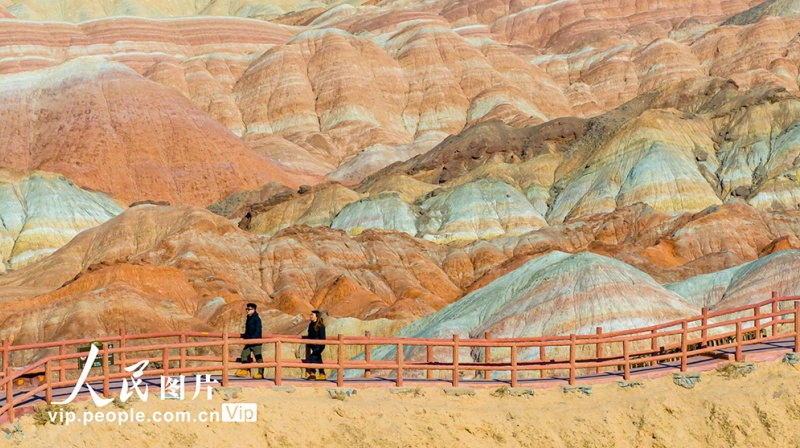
(4, 293), (800, 423)
(1, 337), (794, 425)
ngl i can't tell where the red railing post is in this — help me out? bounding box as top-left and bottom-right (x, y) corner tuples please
(59, 344), (66, 383)
(364, 331), (371, 379)
(623, 339), (630, 380)
(180, 334), (187, 371)
(795, 301), (800, 352)
(595, 327), (603, 374)
(45, 360), (52, 403)
(274, 340), (282, 386)
(568, 334), (576, 386)
(772, 293), (779, 337)
(162, 347), (170, 377)
(337, 334), (345, 387)
(396, 341), (404, 387)
(539, 340), (547, 379)
(701, 307), (708, 347)
(222, 334), (229, 386)
(511, 344), (518, 387)
(484, 332), (492, 380)
(426, 344), (433, 379)
(680, 321), (688, 372)
(4, 339), (12, 423)
(452, 334), (459, 387)
(753, 305), (761, 340)
(102, 343), (110, 398)
(651, 329), (658, 366)
(7, 373), (13, 423)
(735, 321), (743, 361)
(119, 326), (127, 370)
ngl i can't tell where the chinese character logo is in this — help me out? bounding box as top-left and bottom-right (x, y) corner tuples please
(56, 344), (218, 407)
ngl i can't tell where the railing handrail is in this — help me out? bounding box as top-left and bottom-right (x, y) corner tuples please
(2, 293), (799, 422)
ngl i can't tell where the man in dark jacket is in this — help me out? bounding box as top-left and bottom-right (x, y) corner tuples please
(236, 303), (264, 379)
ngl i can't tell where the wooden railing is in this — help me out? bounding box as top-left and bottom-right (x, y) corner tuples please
(1, 292), (799, 422)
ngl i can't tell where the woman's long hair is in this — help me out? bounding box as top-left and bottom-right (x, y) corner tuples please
(312, 310), (325, 331)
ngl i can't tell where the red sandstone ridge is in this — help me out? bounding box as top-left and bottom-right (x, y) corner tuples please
(0, 57), (304, 206)
(485, 0), (762, 47)
(0, 205), (463, 342)
(0, 17), (301, 75)
(0, 6), (13, 18)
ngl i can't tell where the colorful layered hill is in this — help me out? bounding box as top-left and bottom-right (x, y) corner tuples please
(2, 202), (800, 348)
(233, 80), (800, 252)
(6, 0), (800, 349)
(2, 0), (798, 198)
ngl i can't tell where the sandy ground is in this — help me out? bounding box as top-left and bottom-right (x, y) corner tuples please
(5, 359), (800, 448)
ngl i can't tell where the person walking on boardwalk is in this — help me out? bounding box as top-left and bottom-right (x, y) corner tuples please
(305, 310), (327, 380)
(236, 303), (264, 379)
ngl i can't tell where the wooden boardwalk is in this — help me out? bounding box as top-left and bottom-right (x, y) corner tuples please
(3, 293), (800, 423)
(1, 337), (794, 425)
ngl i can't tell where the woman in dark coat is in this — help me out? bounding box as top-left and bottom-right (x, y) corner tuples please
(306, 310), (327, 380)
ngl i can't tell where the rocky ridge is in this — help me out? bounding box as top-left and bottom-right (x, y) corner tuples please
(2, 202), (800, 347)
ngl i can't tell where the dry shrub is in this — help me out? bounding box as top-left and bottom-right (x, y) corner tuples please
(32, 404), (76, 426)
(716, 362), (756, 379)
